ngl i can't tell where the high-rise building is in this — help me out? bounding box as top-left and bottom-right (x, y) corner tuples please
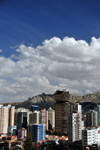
(40, 109), (48, 130)
(86, 111), (91, 127)
(68, 112), (82, 142)
(55, 90), (70, 133)
(68, 103), (82, 142)
(94, 105), (100, 126)
(48, 107), (55, 130)
(86, 110), (98, 127)
(0, 105), (15, 134)
(16, 111), (28, 129)
(93, 111), (98, 126)
(29, 111), (40, 125)
(27, 124), (46, 142)
(9, 106), (15, 127)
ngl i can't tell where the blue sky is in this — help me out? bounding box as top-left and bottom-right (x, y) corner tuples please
(0, 0), (100, 102)
(1, 0), (100, 56)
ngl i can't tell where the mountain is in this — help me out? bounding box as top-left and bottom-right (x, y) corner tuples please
(15, 91), (100, 111)
(15, 93), (54, 110)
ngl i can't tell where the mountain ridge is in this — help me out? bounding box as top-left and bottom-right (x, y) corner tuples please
(1, 91), (100, 111)
(15, 91), (100, 110)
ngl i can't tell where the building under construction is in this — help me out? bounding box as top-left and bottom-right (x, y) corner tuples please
(55, 90), (70, 133)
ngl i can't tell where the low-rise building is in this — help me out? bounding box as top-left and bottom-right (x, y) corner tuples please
(7, 125), (17, 136)
(18, 128), (27, 138)
(82, 127), (100, 147)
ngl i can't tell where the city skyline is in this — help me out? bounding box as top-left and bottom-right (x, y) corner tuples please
(0, 0), (100, 103)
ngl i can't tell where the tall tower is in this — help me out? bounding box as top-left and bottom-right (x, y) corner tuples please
(55, 90), (70, 133)
(68, 103), (82, 142)
(0, 105), (15, 134)
(68, 112), (82, 142)
(86, 110), (98, 127)
(9, 106), (15, 127)
(94, 105), (100, 126)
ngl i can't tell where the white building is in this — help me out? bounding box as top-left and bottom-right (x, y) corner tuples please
(82, 120), (84, 130)
(74, 103), (82, 114)
(48, 107), (55, 130)
(82, 128), (100, 147)
(68, 103), (82, 142)
(68, 112), (82, 142)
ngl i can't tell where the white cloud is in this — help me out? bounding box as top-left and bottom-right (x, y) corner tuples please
(0, 36), (100, 102)
(0, 49), (2, 52)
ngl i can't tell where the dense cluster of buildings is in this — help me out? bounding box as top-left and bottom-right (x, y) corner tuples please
(54, 90), (100, 149)
(0, 104), (56, 148)
(1, 90), (100, 149)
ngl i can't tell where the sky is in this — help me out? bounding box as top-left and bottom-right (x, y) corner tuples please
(0, 0), (100, 102)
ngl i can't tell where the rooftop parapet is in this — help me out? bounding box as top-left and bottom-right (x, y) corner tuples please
(55, 90), (69, 102)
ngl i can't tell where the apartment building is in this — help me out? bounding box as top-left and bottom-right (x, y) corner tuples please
(68, 112), (82, 142)
(0, 105), (15, 134)
(82, 127), (100, 147)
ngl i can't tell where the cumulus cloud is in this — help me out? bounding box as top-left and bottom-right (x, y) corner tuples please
(0, 36), (100, 102)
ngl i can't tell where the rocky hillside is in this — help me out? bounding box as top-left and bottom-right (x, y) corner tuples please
(15, 91), (100, 111)
(69, 91), (100, 103)
(15, 93), (54, 110)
